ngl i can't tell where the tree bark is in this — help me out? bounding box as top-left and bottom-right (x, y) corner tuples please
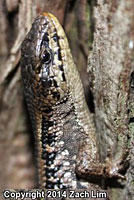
(0, 0), (134, 199)
(88, 1), (134, 199)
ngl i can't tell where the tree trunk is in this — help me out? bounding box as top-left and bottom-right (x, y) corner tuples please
(0, 0), (133, 199)
(88, 1), (134, 199)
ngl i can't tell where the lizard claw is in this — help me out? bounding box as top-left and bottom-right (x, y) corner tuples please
(103, 158), (127, 179)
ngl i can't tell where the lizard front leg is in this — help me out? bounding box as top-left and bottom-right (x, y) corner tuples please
(76, 136), (128, 180)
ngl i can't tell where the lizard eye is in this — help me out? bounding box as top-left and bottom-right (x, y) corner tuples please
(42, 50), (51, 64)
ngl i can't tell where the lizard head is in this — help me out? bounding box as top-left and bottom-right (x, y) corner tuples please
(21, 13), (71, 106)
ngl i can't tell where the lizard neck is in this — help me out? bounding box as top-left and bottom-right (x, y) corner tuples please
(35, 94), (84, 189)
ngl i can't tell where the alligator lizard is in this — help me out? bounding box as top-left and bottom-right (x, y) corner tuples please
(21, 12), (128, 189)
